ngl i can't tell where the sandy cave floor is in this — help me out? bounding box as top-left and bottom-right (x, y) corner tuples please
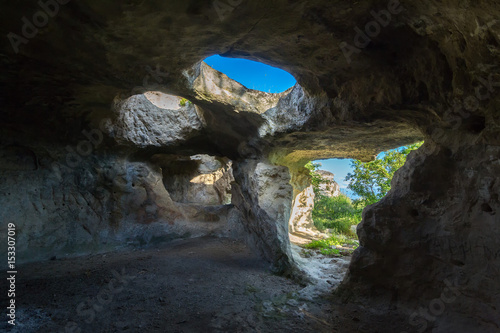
(0, 236), (353, 333)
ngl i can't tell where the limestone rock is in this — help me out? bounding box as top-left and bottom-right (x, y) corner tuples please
(193, 63), (283, 114)
(288, 170), (340, 236)
(338, 141), (500, 332)
(289, 185), (316, 234)
(106, 93), (204, 148)
(154, 154), (233, 206)
(316, 170), (341, 198)
(232, 160), (295, 274)
(1, 1), (500, 331)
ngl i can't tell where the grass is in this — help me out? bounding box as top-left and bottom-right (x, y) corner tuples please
(299, 168), (366, 257)
(304, 194), (362, 257)
(319, 248), (340, 256)
(304, 233), (359, 249)
(303, 234), (359, 257)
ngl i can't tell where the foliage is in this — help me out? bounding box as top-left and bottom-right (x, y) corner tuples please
(346, 142), (423, 206)
(319, 248), (341, 256)
(304, 161), (323, 189)
(312, 195), (362, 234)
(304, 234), (359, 256)
(306, 161), (363, 234)
(304, 234), (359, 249)
(179, 98), (191, 107)
(303, 142), (423, 254)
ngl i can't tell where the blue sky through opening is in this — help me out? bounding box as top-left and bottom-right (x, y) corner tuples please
(314, 159), (356, 197)
(315, 152), (392, 198)
(204, 55), (296, 93)
(203, 55), (400, 198)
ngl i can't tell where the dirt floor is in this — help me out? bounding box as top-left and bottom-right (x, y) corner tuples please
(0, 236), (353, 333)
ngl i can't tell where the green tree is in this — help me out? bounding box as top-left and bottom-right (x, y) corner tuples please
(305, 161), (361, 234)
(346, 142), (423, 206)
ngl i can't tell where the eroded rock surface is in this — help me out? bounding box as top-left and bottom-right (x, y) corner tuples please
(232, 160), (295, 274)
(339, 141), (500, 332)
(316, 170), (341, 198)
(289, 170), (341, 236)
(289, 185), (316, 235)
(106, 93), (204, 148)
(1, 1), (500, 331)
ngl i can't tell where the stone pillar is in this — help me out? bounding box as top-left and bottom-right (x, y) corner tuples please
(231, 159), (295, 275)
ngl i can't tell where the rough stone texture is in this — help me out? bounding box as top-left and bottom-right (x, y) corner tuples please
(0, 147), (241, 264)
(194, 63), (285, 115)
(289, 170), (340, 236)
(289, 185), (316, 234)
(155, 154), (233, 205)
(106, 93), (204, 148)
(1, 0), (500, 331)
(339, 141), (500, 332)
(231, 160), (295, 274)
(316, 170), (341, 198)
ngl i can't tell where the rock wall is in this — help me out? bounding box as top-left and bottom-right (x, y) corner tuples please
(289, 170), (341, 235)
(338, 140), (500, 332)
(0, 95), (243, 265)
(0, 145), (244, 264)
(106, 93), (204, 148)
(231, 160), (295, 275)
(1, 1), (500, 330)
(316, 170), (341, 198)
(289, 185), (316, 235)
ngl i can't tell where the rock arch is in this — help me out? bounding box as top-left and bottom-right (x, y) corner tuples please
(1, 1), (499, 331)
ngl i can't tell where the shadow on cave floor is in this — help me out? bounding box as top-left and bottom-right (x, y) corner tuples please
(0, 237), (344, 333)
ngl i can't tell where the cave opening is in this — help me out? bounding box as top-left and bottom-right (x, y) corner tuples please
(203, 55), (297, 93)
(289, 142), (424, 284)
(159, 154), (233, 207)
(147, 153), (239, 237)
(2, 0), (499, 330)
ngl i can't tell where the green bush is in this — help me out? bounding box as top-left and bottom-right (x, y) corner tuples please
(304, 235), (359, 257)
(311, 194), (363, 235)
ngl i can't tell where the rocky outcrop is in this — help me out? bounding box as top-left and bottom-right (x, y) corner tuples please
(155, 154), (233, 206)
(289, 185), (316, 235)
(231, 160), (295, 274)
(106, 93), (204, 148)
(316, 170), (341, 198)
(1, 1), (500, 331)
(0, 148), (241, 263)
(338, 141), (500, 332)
(289, 170), (341, 235)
